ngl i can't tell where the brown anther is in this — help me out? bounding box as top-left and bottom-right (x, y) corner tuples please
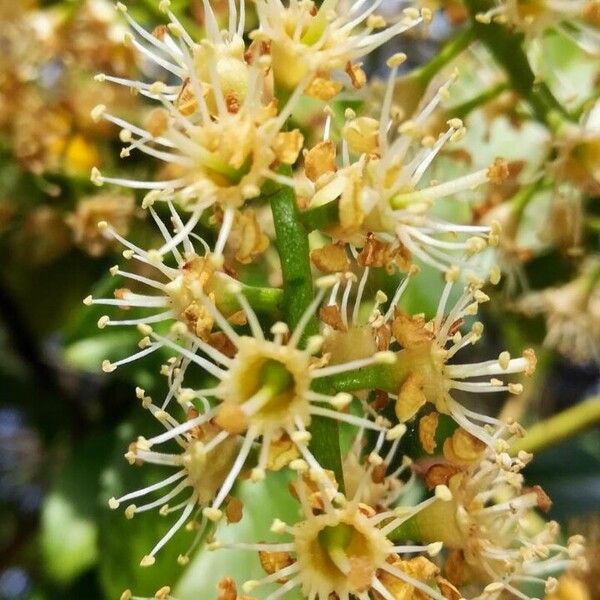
(208, 331), (238, 359)
(289, 472), (337, 510)
(528, 485), (552, 513)
(225, 90), (240, 114)
(392, 310), (433, 349)
(371, 462), (387, 484)
(258, 549), (294, 580)
(357, 233), (393, 269)
(227, 310), (248, 326)
(183, 303), (214, 340)
(114, 288), (131, 307)
(443, 428), (486, 465)
(419, 411), (439, 455)
(374, 323), (391, 351)
(319, 304), (347, 331)
(371, 389), (389, 411)
(152, 25), (169, 40)
(310, 243), (350, 273)
(217, 577), (238, 600)
(225, 496), (244, 523)
(345, 62), (367, 89)
(424, 463), (463, 490)
(444, 549), (467, 586)
(244, 39), (271, 64)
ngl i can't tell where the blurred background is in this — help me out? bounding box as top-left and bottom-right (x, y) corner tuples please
(0, 1), (598, 599)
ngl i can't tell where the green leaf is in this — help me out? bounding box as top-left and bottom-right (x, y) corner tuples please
(524, 430), (600, 521)
(40, 433), (114, 585)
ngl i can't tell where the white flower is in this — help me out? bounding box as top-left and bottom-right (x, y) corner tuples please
(415, 447), (585, 600)
(108, 391), (241, 567)
(388, 269), (536, 446)
(90, 0), (304, 222)
(253, 0), (428, 93)
(516, 262), (600, 364)
(84, 201), (243, 375)
(217, 443), (454, 600)
(304, 63), (503, 272)
(112, 274), (398, 529)
(479, 0), (600, 55)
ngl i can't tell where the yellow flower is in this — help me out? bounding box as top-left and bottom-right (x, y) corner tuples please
(478, 1), (600, 55)
(415, 446), (585, 599)
(305, 65), (502, 271)
(66, 192), (136, 256)
(253, 0), (428, 94)
(91, 0), (304, 237)
(219, 468), (451, 600)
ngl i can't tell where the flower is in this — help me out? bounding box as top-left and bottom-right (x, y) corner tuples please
(84, 201), (240, 366)
(343, 429), (413, 510)
(107, 272), (402, 541)
(304, 63), (503, 272)
(90, 0), (304, 223)
(108, 391), (241, 567)
(552, 100), (600, 196)
(415, 446), (586, 600)
(252, 1), (429, 95)
(388, 269), (536, 446)
(66, 192), (136, 256)
(515, 261), (600, 364)
(478, 0), (600, 55)
(216, 457), (455, 600)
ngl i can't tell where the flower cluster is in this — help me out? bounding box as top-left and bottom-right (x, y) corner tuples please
(77, 1), (593, 599)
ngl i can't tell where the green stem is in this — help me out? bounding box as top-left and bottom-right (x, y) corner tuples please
(267, 171), (345, 488)
(448, 81), (509, 120)
(510, 177), (549, 223)
(237, 283), (283, 314)
(412, 26), (476, 88)
(463, 0), (568, 125)
(510, 396), (600, 455)
(268, 177), (318, 337)
(317, 363), (399, 395)
(300, 200), (340, 233)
